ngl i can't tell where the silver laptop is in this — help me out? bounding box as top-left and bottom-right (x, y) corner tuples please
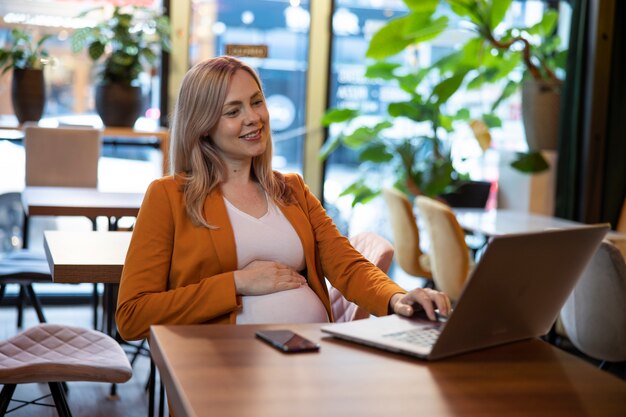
(321, 224), (609, 360)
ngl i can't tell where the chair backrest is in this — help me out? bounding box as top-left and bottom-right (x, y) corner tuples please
(382, 187), (432, 279)
(23, 122), (101, 188)
(559, 240), (626, 362)
(416, 195), (470, 301)
(328, 232), (395, 322)
(0, 192), (23, 251)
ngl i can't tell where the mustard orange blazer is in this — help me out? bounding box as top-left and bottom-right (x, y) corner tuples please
(116, 173), (405, 341)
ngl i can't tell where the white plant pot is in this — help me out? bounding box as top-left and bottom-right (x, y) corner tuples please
(521, 78), (562, 151)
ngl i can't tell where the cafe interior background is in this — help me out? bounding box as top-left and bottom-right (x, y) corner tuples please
(0, 0), (624, 339)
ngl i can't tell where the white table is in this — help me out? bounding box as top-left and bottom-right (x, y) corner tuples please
(453, 208), (583, 237)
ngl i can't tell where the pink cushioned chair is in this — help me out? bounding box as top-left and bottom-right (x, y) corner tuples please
(328, 232), (395, 322)
(0, 323), (132, 416)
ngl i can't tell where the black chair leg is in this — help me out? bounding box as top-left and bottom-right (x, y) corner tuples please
(148, 359), (156, 417)
(158, 380), (165, 417)
(0, 384), (17, 415)
(49, 381), (73, 417)
(17, 285), (26, 328)
(92, 284), (99, 330)
(24, 284), (47, 323)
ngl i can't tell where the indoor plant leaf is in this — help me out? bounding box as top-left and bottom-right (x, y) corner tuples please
(510, 151), (550, 173)
(359, 142), (394, 163)
(321, 108), (359, 125)
(489, 0), (513, 29)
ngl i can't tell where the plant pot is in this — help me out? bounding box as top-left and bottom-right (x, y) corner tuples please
(95, 83), (144, 127)
(439, 180), (492, 208)
(521, 78), (562, 151)
(11, 68), (45, 124)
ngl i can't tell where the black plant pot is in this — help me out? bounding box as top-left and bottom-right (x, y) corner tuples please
(95, 83), (144, 127)
(11, 68), (45, 124)
(439, 180), (492, 208)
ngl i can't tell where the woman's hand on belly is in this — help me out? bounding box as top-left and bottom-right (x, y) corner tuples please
(234, 260), (306, 296)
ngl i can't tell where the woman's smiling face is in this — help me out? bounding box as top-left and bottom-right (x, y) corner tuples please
(208, 69), (270, 165)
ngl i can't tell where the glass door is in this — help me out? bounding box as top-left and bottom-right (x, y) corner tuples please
(188, 0), (312, 175)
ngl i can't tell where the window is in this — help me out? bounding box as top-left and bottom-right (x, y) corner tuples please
(323, 0), (571, 236)
(189, 0), (311, 174)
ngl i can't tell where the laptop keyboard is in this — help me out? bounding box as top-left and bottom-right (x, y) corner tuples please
(383, 326), (442, 348)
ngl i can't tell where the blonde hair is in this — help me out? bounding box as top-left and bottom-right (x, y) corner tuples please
(169, 56), (292, 228)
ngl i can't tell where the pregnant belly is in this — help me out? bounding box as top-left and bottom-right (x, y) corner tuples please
(236, 285), (329, 324)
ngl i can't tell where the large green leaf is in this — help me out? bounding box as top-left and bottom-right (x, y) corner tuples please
(510, 151), (550, 173)
(431, 70), (468, 104)
(458, 37), (484, 67)
(404, 0), (439, 13)
(403, 14), (449, 42)
(527, 9), (558, 37)
(339, 179), (380, 207)
(554, 50), (568, 71)
(454, 108), (471, 120)
(481, 113), (502, 128)
(88, 41), (105, 60)
(359, 142), (394, 163)
(319, 134), (342, 161)
(490, 0), (513, 29)
(447, 0), (483, 25)
(366, 13), (447, 59)
(342, 125), (384, 148)
(321, 108), (359, 126)
(397, 69), (429, 93)
(366, 16), (415, 59)
(365, 61), (401, 80)
(388, 101), (432, 123)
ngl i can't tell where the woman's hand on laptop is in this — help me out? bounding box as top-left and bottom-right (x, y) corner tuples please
(389, 288), (452, 321)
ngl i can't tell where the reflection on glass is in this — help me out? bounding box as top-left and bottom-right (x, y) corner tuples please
(323, 1), (568, 237)
(190, 0), (310, 175)
(0, 1), (165, 128)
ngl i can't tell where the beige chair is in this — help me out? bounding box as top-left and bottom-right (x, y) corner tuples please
(0, 323), (132, 416)
(559, 240), (626, 369)
(23, 122), (101, 188)
(23, 123), (102, 329)
(327, 232), (395, 322)
(416, 195), (472, 301)
(382, 188), (433, 284)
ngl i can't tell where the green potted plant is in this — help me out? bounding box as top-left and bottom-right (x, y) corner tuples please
(0, 28), (53, 123)
(70, 5), (171, 127)
(321, 1), (491, 207)
(322, 0), (567, 208)
(445, 0), (567, 172)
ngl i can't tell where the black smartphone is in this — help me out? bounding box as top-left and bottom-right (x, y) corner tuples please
(255, 330), (320, 353)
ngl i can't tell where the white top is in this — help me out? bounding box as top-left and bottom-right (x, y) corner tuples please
(224, 196), (329, 324)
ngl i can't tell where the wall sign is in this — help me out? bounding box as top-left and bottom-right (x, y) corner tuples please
(225, 44), (269, 58)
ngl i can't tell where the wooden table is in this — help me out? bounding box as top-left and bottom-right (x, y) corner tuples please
(0, 121), (169, 174)
(30, 185), (140, 334)
(150, 323), (626, 417)
(21, 186), (142, 248)
(43, 230), (131, 335)
(22, 186), (143, 219)
(43, 230), (131, 284)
